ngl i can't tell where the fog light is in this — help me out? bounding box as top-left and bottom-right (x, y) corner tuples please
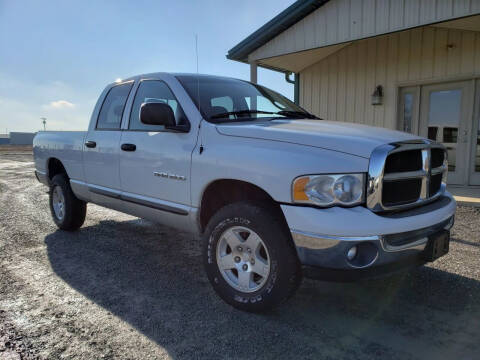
(347, 246), (357, 260)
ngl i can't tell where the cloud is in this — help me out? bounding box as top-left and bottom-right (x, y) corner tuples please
(43, 100), (75, 109)
(0, 74), (92, 131)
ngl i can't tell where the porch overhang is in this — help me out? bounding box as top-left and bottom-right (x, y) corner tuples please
(226, 0), (330, 65)
(255, 42), (349, 73)
(228, 0), (480, 75)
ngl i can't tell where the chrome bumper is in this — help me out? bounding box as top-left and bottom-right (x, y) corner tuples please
(291, 216), (454, 272)
(35, 170), (50, 186)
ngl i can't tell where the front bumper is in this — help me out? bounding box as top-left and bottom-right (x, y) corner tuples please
(281, 192), (456, 281)
(35, 170), (50, 186)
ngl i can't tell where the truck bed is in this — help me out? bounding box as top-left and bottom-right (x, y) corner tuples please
(33, 131), (87, 183)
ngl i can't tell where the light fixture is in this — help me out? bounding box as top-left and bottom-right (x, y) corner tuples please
(371, 85), (383, 105)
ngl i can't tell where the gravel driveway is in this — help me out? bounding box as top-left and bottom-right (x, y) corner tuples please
(0, 151), (479, 359)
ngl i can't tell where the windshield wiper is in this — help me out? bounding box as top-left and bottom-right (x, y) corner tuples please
(209, 110), (275, 120)
(209, 109), (321, 122)
(275, 110), (321, 119)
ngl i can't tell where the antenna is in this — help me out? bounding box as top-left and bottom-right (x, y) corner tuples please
(195, 34), (201, 116)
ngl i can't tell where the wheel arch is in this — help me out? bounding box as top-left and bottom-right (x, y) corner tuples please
(198, 178), (287, 233)
(47, 157), (68, 181)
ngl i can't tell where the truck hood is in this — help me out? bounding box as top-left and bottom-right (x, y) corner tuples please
(215, 119), (420, 158)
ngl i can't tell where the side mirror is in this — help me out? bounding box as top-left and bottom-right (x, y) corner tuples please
(140, 102), (176, 127)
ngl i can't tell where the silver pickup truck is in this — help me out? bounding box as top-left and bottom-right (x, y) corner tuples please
(33, 73), (456, 312)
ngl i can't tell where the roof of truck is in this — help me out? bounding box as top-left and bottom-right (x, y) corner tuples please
(123, 72), (246, 82)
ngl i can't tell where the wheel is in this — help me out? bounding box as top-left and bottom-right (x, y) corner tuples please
(49, 174), (86, 231)
(203, 202), (302, 312)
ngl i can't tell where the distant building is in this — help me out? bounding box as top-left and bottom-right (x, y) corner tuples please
(9, 132), (36, 145)
(0, 134), (9, 145)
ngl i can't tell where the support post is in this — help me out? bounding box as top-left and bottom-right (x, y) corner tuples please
(250, 61), (257, 84)
(249, 61), (258, 112)
(294, 73), (300, 105)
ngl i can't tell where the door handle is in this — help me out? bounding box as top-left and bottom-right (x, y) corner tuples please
(85, 141), (96, 148)
(121, 143), (136, 151)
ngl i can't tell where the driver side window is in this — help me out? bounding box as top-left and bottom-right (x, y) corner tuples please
(129, 80), (187, 131)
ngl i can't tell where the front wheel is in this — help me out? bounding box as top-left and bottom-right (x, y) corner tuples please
(49, 174), (86, 231)
(203, 202), (302, 312)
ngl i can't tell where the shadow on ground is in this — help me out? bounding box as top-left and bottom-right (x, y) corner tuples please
(45, 219), (480, 359)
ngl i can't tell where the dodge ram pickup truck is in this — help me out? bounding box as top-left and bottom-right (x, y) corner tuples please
(34, 73), (456, 312)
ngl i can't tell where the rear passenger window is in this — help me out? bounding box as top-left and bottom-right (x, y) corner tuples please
(129, 80), (188, 131)
(96, 82), (133, 130)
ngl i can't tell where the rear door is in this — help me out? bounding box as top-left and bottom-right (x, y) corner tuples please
(118, 79), (195, 217)
(83, 81), (133, 205)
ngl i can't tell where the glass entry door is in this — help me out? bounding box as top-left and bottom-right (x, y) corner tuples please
(419, 81), (473, 185)
(470, 80), (480, 185)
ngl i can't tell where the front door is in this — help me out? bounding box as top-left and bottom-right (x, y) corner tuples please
(118, 79), (196, 217)
(419, 81), (474, 185)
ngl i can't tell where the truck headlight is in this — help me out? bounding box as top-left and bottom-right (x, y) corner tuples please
(292, 174), (365, 207)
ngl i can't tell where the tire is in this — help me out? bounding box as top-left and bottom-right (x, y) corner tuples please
(203, 201), (302, 312)
(49, 174), (86, 231)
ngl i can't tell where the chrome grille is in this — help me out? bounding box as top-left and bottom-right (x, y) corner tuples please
(367, 140), (447, 212)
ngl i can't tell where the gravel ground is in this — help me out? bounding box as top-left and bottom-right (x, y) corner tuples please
(0, 152), (479, 360)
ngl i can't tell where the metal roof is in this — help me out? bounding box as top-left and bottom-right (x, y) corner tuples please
(227, 0), (330, 63)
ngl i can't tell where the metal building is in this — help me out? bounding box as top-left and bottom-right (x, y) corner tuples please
(228, 0), (480, 189)
(0, 134), (9, 145)
(9, 132), (36, 145)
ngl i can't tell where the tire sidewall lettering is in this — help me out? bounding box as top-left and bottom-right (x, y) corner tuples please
(207, 215), (279, 305)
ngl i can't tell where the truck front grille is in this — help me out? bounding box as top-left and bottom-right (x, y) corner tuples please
(384, 149), (422, 173)
(367, 140), (447, 212)
(382, 178), (422, 206)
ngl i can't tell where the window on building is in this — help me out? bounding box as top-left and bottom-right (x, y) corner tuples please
(402, 93), (413, 133)
(428, 127), (438, 141)
(443, 127), (458, 143)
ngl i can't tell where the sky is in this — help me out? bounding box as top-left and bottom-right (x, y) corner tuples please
(0, 0), (296, 133)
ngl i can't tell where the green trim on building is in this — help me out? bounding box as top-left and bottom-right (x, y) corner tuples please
(227, 0), (330, 63)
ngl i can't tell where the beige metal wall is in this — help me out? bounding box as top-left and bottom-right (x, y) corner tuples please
(250, 0), (480, 62)
(299, 26), (480, 129)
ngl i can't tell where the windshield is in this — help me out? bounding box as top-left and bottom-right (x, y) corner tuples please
(176, 75), (316, 123)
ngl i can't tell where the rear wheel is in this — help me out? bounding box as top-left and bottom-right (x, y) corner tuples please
(203, 202), (302, 312)
(49, 174), (86, 231)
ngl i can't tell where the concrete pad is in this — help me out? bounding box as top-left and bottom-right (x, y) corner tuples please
(448, 186), (480, 207)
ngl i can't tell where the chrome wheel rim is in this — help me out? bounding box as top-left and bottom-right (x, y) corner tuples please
(216, 226), (271, 293)
(52, 186), (65, 221)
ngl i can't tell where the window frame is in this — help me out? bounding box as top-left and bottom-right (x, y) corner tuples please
(397, 86), (420, 134)
(126, 79), (190, 132)
(95, 81), (134, 131)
